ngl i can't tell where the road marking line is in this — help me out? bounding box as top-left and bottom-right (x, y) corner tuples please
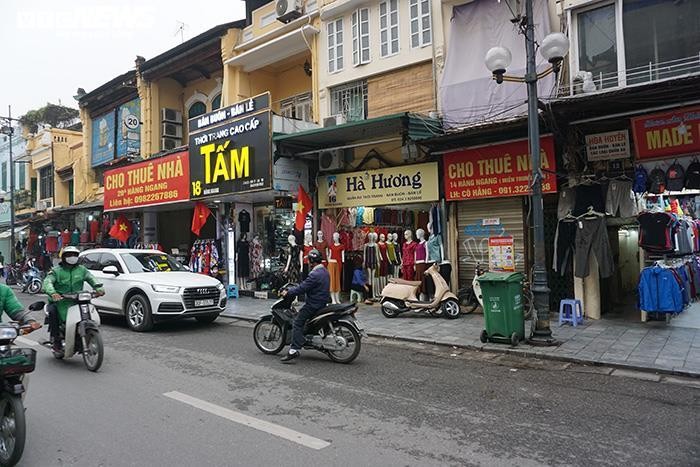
(163, 391), (330, 450)
(15, 336), (39, 347)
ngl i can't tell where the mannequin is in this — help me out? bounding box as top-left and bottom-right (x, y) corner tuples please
(363, 232), (381, 299)
(377, 233), (389, 293)
(302, 232), (313, 279)
(314, 230), (329, 266)
(250, 234), (263, 281)
(414, 228), (428, 300)
(236, 232), (250, 289)
(391, 233), (401, 278)
(284, 234), (303, 284)
(329, 232), (345, 304)
(426, 222), (445, 298)
(401, 230), (416, 280)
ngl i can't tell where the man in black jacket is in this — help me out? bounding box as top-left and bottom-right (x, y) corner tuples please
(281, 249), (330, 363)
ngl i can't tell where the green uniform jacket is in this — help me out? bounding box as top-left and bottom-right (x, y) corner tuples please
(0, 284), (28, 322)
(43, 264), (104, 321)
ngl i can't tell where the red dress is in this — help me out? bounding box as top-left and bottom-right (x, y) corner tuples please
(401, 241), (417, 280)
(303, 244), (313, 264)
(378, 242), (389, 276)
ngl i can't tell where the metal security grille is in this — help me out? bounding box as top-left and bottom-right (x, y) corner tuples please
(456, 197), (526, 288)
(330, 81), (368, 122)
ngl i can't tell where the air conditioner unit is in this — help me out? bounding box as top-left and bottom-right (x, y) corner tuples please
(319, 149), (344, 172)
(161, 137), (182, 151)
(161, 108), (183, 124)
(276, 0), (303, 23)
(323, 114), (347, 128)
(36, 199), (54, 211)
(162, 122), (183, 138)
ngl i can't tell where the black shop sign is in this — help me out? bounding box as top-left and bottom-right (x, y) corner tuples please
(188, 93), (272, 199)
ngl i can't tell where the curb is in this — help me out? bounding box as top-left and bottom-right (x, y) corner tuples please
(220, 314), (700, 379)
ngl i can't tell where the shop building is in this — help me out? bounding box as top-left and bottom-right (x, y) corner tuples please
(0, 125), (29, 261)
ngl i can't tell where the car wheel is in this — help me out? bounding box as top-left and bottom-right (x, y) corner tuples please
(125, 294), (153, 332)
(195, 313), (219, 324)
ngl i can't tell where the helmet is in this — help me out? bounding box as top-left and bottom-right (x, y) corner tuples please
(307, 249), (322, 265)
(60, 246), (80, 259)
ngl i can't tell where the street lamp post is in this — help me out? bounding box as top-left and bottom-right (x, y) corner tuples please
(0, 105), (18, 266)
(484, 0), (569, 344)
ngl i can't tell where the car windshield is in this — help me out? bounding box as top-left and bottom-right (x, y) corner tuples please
(120, 252), (186, 273)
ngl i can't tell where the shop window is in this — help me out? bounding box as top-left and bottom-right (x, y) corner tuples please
(409, 0), (431, 48)
(280, 93), (313, 122)
(327, 18), (344, 73)
(571, 0), (700, 90)
(330, 80), (368, 122)
(188, 101), (206, 119)
(39, 165), (53, 200)
(352, 8), (371, 66)
(380, 0), (400, 58)
(211, 94), (222, 111)
(1, 162), (6, 192)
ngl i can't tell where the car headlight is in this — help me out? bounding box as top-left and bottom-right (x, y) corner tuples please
(216, 283), (224, 291)
(152, 285), (181, 293)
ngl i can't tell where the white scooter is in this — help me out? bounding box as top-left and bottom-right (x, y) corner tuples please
(31, 291), (104, 372)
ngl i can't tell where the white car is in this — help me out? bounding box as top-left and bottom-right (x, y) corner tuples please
(78, 248), (226, 332)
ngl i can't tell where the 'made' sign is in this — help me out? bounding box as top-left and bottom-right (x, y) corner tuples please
(188, 93), (272, 199)
(632, 105), (700, 160)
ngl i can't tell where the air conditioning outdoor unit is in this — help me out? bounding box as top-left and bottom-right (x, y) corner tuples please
(161, 108), (183, 124)
(276, 0), (303, 23)
(36, 199), (54, 211)
(319, 149), (344, 172)
(161, 137), (182, 151)
(323, 114), (347, 128)
(162, 122), (183, 138)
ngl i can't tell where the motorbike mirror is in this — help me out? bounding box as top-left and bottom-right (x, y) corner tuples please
(28, 301), (45, 311)
(102, 265), (120, 276)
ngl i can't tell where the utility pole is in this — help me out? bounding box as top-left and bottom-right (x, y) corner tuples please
(0, 106), (18, 265)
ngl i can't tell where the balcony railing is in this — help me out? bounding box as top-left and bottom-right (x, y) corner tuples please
(559, 53), (700, 97)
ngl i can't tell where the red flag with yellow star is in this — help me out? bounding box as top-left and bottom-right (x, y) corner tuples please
(191, 202), (212, 236)
(295, 184), (312, 231)
(109, 214), (132, 243)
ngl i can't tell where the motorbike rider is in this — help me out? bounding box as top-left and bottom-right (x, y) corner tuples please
(0, 283), (41, 330)
(42, 247), (104, 353)
(280, 249), (330, 363)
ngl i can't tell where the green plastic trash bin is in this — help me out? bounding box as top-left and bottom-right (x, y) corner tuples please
(477, 272), (524, 346)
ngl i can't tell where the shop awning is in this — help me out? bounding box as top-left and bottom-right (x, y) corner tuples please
(273, 112), (442, 155)
(225, 25), (319, 72)
(0, 225), (28, 239)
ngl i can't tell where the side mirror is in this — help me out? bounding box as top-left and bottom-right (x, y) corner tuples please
(28, 301), (45, 311)
(103, 265), (119, 276)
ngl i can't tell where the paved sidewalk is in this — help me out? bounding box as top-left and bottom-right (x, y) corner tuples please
(222, 297), (700, 377)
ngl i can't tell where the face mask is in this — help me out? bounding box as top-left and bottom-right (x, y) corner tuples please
(65, 256), (79, 265)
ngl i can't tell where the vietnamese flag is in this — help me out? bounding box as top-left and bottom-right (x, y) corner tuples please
(191, 202), (212, 236)
(295, 185), (312, 231)
(109, 214), (132, 243)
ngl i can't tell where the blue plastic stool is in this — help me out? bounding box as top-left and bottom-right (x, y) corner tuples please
(227, 284), (239, 299)
(559, 299), (583, 326)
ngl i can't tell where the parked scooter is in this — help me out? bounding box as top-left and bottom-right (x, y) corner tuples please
(20, 260), (43, 295)
(380, 263), (461, 319)
(253, 287), (365, 364)
(0, 321), (39, 467)
(31, 291), (104, 372)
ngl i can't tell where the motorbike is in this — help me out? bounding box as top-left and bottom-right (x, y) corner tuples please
(0, 321), (39, 467)
(31, 291), (104, 372)
(20, 263), (42, 295)
(253, 288), (365, 364)
(380, 263), (461, 319)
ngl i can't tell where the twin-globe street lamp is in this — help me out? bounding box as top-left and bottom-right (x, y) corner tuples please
(484, 2), (569, 344)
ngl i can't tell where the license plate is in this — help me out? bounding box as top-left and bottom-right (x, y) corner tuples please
(194, 299), (214, 307)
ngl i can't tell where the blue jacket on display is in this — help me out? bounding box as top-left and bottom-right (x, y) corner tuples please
(288, 264), (331, 310)
(638, 266), (684, 313)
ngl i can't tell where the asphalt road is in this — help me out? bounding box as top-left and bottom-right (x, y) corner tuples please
(7, 291), (700, 467)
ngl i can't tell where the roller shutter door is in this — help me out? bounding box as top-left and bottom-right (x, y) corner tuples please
(456, 197), (526, 288)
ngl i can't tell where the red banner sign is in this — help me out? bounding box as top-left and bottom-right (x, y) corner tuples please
(104, 151), (190, 211)
(443, 136), (557, 201)
(631, 105), (700, 160)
